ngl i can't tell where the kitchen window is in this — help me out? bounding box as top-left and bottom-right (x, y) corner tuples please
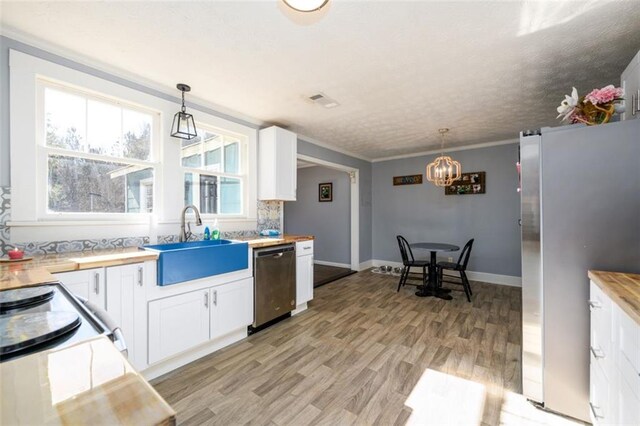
(180, 125), (246, 216)
(39, 82), (159, 215)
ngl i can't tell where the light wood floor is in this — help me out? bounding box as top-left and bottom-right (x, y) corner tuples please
(152, 271), (579, 426)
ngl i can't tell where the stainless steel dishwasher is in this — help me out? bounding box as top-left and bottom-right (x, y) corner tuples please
(252, 244), (296, 330)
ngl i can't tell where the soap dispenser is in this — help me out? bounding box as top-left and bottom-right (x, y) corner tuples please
(212, 219), (220, 240)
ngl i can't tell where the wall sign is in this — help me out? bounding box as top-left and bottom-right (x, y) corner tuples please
(319, 182), (333, 202)
(393, 174), (423, 186)
(445, 171), (486, 195)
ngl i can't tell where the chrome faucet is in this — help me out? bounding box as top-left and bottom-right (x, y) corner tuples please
(179, 205), (203, 242)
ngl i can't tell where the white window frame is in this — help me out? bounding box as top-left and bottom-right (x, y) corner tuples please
(180, 122), (248, 218)
(35, 79), (161, 220)
(8, 49), (258, 243)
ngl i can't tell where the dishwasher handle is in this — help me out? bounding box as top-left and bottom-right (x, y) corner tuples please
(254, 245), (295, 258)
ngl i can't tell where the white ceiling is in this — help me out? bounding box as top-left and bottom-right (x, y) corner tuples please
(2, 1), (639, 160)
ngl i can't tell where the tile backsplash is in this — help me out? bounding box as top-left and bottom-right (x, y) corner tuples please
(0, 186), (282, 256)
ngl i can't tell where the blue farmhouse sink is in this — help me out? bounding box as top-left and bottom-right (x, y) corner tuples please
(142, 240), (249, 286)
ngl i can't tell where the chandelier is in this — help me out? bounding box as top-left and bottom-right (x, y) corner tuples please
(426, 128), (462, 187)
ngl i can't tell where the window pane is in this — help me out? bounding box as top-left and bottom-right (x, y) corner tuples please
(87, 99), (121, 156)
(224, 140), (240, 174)
(44, 87), (86, 151)
(122, 109), (152, 161)
(220, 177), (241, 214)
(48, 155), (153, 213)
(183, 173), (218, 214)
(203, 132), (222, 172)
(180, 129), (223, 171)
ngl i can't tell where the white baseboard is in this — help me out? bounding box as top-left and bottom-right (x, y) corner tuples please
(359, 259), (374, 271)
(141, 328), (247, 381)
(370, 259), (521, 287)
(314, 260), (351, 269)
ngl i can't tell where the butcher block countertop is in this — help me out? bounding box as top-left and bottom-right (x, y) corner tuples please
(0, 235), (314, 290)
(589, 270), (640, 325)
(233, 234), (314, 248)
(0, 336), (175, 426)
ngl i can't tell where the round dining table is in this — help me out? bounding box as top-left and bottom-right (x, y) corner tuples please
(410, 242), (460, 300)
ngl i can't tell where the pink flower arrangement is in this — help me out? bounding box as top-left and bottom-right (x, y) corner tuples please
(584, 85), (624, 105)
(557, 84), (624, 126)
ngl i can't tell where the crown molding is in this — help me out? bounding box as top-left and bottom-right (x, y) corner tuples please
(371, 138), (519, 163)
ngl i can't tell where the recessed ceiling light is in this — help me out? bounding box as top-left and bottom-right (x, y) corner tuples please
(282, 0), (329, 13)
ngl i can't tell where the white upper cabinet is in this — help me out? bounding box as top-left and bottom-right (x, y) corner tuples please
(621, 49), (640, 121)
(258, 126), (297, 201)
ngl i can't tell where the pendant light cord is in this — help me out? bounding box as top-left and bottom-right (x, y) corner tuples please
(181, 90), (186, 113)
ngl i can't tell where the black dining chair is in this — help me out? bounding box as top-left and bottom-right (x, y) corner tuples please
(437, 238), (474, 302)
(396, 235), (429, 292)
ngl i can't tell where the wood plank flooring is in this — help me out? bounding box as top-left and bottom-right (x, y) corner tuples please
(152, 271), (579, 426)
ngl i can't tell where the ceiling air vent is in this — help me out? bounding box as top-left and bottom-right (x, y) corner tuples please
(308, 92), (340, 108)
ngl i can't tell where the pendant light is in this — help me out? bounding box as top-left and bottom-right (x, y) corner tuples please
(171, 83), (198, 140)
(282, 0), (329, 12)
(426, 128), (462, 187)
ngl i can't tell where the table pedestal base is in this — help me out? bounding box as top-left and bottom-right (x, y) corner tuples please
(415, 286), (453, 300)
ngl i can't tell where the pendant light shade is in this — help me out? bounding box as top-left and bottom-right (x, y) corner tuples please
(282, 0), (329, 12)
(426, 128), (462, 187)
(171, 83), (198, 140)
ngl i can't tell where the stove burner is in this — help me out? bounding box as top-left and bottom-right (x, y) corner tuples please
(0, 311), (81, 357)
(0, 286), (54, 313)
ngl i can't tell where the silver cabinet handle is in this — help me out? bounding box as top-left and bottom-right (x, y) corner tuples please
(590, 402), (604, 420)
(213, 290), (217, 306)
(588, 300), (602, 310)
(137, 266), (143, 287)
(204, 292), (209, 308)
(303, 246), (311, 250)
(590, 346), (605, 359)
(635, 90), (640, 115)
(94, 272), (100, 295)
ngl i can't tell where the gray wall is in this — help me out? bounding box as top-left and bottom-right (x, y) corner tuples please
(298, 139), (373, 263)
(372, 143), (521, 277)
(284, 166), (350, 265)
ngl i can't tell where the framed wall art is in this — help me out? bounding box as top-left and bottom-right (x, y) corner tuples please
(319, 182), (333, 202)
(445, 171), (486, 195)
(393, 174), (423, 186)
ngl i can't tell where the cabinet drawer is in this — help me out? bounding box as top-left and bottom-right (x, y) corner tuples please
(296, 240), (314, 257)
(618, 305), (640, 375)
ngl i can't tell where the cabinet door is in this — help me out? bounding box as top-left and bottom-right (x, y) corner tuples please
(105, 263), (147, 370)
(621, 52), (640, 121)
(210, 278), (253, 340)
(55, 269), (105, 309)
(275, 128), (297, 200)
(148, 289), (210, 365)
(296, 254), (314, 305)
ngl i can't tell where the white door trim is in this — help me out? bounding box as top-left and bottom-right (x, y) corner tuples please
(293, 154), (360, 271)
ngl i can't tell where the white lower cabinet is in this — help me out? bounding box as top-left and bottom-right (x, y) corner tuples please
(148, 289), (210, 365)
(148, 277), (253, 365)
(210, 278), (253, 340)
(54, 268), (105, 309)
(105, 263), (147, 370)
(295, 240), (314, 307)
(590, 280), (640, 425)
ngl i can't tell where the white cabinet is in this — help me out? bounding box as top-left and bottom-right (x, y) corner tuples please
(210, 278), (253, 340)
(105, 263), (147, 370)
(148, 277), (254, 365)
(589, 280), (640, 425)
(148, 289), (210, 365)
(621, 49), (640, 121)
(54, 268), (105, 309)
(258, 126), (297, 201)
(295, 240), (314, 308)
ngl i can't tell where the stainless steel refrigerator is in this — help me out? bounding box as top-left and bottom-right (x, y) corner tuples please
(520, 119), (640, 422)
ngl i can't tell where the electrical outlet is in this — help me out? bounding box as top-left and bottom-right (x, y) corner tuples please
(447, 257), (454, 262)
